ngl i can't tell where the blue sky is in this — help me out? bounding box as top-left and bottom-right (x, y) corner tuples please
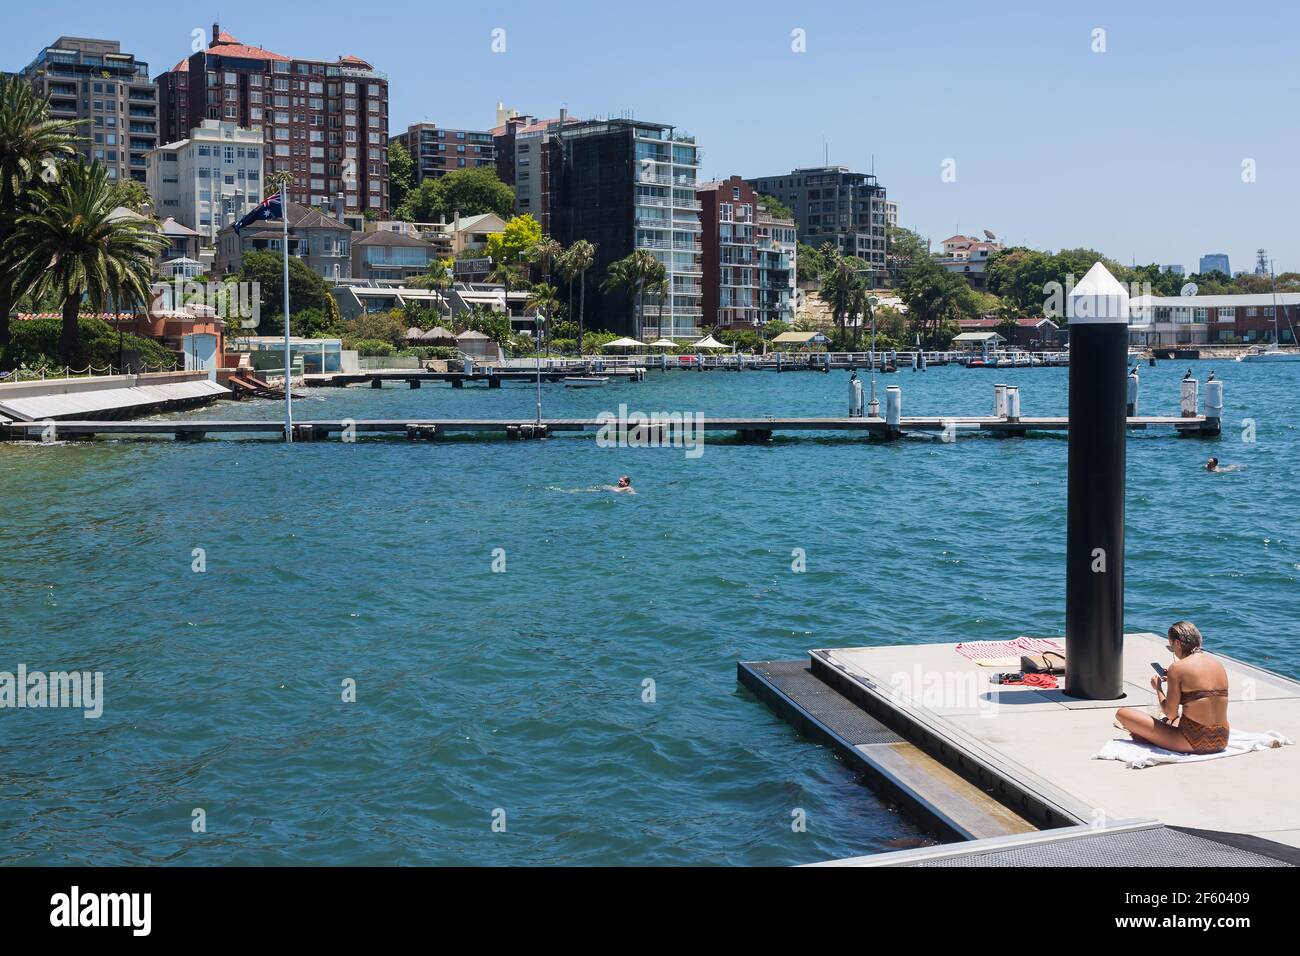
(7, 0), (1298, 272)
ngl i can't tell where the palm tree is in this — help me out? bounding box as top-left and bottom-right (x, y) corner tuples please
(558, 239), (595, 354)
(0, 74), (81, 356)
(646, 259), (668, 340)
(10, 159), (165, 366)
(820, 248), (865, 349)
(528, 237), (564, 286)
(600, 250), (659, 341)
(525, 282), (561, 353)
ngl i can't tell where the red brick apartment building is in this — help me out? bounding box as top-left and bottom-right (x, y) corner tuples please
(156, 24), (389, 221)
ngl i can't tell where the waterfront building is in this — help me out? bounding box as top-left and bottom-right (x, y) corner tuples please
(1199, 253), (1231, 275)
(1128, 291), (1300, 345)
(935, 234), (1004, 290)
(696, 176), (796, 328)
(745, 166), (891, 285)
(550, 118), (702, 339)
(214, 200), (352, 279)
(18, 37), (157, 184)
(955, 316), (1062, 348)
(351, 230), (435, 283)
(156, 24), (389, 222)
(492, 108), (578, 233)
(390, 122), (496, 185)
(146, 120), (263, 243)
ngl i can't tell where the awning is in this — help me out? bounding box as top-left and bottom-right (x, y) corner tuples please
(648, 338), (677, 348)
(771, 331), (827, 344)
(605, 337), (645, 348)
(693, 334), (730, 350)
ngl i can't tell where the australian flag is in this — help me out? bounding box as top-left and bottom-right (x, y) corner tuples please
(233, 192), (283, 235)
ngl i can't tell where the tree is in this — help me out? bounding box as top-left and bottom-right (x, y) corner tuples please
(886, 225), (930, 282)
(525, 282), (561, 351)
(898, 258), (970, 348)
(528, 236), (564, 285)
(0, 73), (81, 357)
(388, 140), (414, 213)
(600, 250), (659, 340)
(756, 193), (793, 220)
(485, 214), (542, 269)
(819, 247), (867, 348)
(395, 167), (515, 222)
(557, 239), (596, 353)
(106, 178), (152, 214)
(9, 159), (165, 366)
(796, 241), (825, 285)
(236, 250), (341, 334)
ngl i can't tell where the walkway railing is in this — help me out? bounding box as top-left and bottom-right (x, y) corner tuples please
(0, 361), (180, 384)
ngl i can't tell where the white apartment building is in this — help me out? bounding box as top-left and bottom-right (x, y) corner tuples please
(146, 120), (264, 245)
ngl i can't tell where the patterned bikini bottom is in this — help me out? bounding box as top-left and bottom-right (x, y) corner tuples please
(1179, 714), (1230, 754)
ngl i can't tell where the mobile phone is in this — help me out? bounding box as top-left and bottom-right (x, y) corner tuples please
(1150, 662), (1167, 678)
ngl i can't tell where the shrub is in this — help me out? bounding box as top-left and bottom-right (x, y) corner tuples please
(1, 317), (174, 371)
(353, 339), (396, 357)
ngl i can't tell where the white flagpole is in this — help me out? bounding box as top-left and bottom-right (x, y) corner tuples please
(281, 184), (292, 442)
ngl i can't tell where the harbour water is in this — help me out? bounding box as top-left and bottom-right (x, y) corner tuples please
(1, 360), (1296, 866)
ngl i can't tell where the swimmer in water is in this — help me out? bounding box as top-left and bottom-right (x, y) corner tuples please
(1206, 457), (1218, 472)
(613, 475), (635, 494)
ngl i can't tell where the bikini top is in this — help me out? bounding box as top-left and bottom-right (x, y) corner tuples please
(1181, 688), (1228, 703)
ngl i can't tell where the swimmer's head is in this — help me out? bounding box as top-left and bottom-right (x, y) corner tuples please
(1207, 457), (1218, 471)
(618, 475), (631, 487)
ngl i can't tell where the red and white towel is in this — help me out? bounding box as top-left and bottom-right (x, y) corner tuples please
(954, 636), (1065, 663)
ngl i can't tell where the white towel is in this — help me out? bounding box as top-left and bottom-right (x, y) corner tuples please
(1094, 730), (1294, 769)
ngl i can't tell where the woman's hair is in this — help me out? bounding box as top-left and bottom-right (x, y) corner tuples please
(1168, 620), (1203, 653)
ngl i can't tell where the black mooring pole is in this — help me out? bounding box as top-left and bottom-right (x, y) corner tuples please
(1064, 262), (1128, 700)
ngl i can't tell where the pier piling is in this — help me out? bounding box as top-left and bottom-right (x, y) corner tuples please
(1180, 376), (1199, 417)
(1127, 367), (1140, 417)
(884, 385), (902, 441)
(1064, 262), (1129, 700)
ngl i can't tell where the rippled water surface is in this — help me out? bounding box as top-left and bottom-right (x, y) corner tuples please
(1, 359), (1296, 865)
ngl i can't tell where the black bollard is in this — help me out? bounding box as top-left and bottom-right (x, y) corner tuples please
(1064, 263), (1129, 700)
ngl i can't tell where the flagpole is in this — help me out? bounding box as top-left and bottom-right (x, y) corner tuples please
(281, 183), (292, 443)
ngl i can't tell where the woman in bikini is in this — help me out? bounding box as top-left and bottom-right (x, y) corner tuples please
(1115, 621), (1230, 754)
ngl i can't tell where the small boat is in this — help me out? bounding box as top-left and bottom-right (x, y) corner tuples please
(563, 376), (610, 388)
(1237, 343), (1300, 363)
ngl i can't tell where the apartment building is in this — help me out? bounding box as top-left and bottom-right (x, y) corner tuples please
(754, 204), (797, 326)
(214, 200), (352, 280)
(18, 37), (157, 184)
(550, 119), (702, 339)
(492, 109), (578, 233)
(1128, 292), (1300, 345)
(696, 176), (795, 329)
(390, 122), (496, 185)
(156, 24), (389, 221)
(746, 166), (891, 284)
(146, 120), (263, 243)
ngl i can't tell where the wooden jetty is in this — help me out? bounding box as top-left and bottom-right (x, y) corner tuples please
(0, 412), (1220, 442)
(304, 368), (646, 388)
(740, 633), (1300, 859)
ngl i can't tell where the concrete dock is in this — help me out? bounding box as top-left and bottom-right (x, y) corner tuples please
(741, 632), (1300, 857)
